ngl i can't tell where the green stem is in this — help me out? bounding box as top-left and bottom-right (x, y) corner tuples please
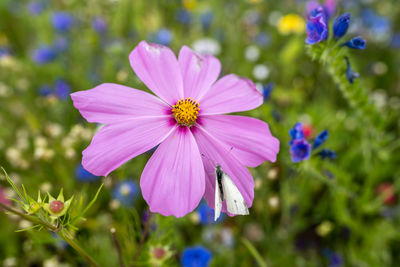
(0, 203), (99, 267)
(241, 238), (268, 267)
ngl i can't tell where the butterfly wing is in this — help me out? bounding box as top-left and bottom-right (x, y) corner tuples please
(221, 172), (249, 216)
(214, 175), (223, 221)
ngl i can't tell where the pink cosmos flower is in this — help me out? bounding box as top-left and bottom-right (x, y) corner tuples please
(71, 41), (279, 217)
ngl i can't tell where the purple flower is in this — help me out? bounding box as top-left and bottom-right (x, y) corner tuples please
(345, 57), (359, 84)
(75, 164), (100, 182)
(181, 246), (212, 267)
(290, 139), (311, 163)
(263, 83), (274, 101)
(343, 37), (366, 50)
(289, 123), (305, 141)
(51, 12), (74, 33)
(306, 8), (329, 45)
(53, 36), (69, 53)
(54, 79), (71, 100)
(313, 130), (328, 149)
(38, 85), (52, 96)
(92, 17), (107, 34)
(154, 28), (173, 46)
(32, 45), (57, 64)
(0, 47), (11, 58)
(176, 9), (192, 25)
(333, 13), (350, 39)
(27, 1), (46, 15)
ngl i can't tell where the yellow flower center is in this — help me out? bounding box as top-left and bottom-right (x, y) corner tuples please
(172, 98), (200, 126)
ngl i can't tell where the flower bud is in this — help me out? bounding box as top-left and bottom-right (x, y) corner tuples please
(333, 13), (350, 39)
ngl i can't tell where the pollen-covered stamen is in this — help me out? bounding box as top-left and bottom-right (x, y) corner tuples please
(172, 98), (200, 126)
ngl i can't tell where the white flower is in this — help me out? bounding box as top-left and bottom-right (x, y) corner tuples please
(192, 38), (221, 56)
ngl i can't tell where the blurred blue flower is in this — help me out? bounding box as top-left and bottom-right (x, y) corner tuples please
(361, 9), (391, 38)
(92, 17), (107, 34)
(38, 85), (52, 96)
(53, 36), (69, 53)
(155, 28), (173, 46)
(32, 45), (57, 64)
(345, 57), (359, 84)
(313, 130), (328, 149)
(54, 79), (71, 100)
(289, 123), (304, 141)
(306, 8), (328, 45)
(27, 0), (47, 15)
(328, 252), (343, 267)
(0, 47), (11, 58)
(181, 246), (212, 267)
(391, 33), (400, 49)
(196, 203), (224, 225)
(201, 11), (213, 31)
(176, 9), (192, 25)
(343, 37), (366, 50)
(255, 32), (271, 47)
(75, 164), (100, 182)
(51, 12), (74, 33)
(290, 139), (311, 163)
(333, 13), (350, 39)
(318, 149), (337, 159)
(263, 83), (274, 101)
(113, 180), (139, 206)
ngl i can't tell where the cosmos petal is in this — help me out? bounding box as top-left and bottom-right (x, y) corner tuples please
(129, 41), (184, 105)
(140, 127), (205, 217)
(70, 83), (170, 124)
(199, 115), (280, 167)
(178, 46), (221, 100)
(199, 74), (263, 115)
(192, 125), (254, 213)
(82, 116), (175, 176)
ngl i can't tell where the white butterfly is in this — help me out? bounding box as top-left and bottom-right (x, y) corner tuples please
(214, 165), (249, 221)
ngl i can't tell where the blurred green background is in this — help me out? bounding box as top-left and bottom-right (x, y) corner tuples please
(1, 0), (400, 266)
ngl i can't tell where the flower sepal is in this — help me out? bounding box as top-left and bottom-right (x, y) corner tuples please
(43, 189), (74, 219)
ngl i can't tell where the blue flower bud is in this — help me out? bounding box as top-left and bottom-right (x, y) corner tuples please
(51, 12), (74, 33)
(313, 130), (329, 149)
(318, 149), (337, 159)
(289, 123), (304, 141)
(343, 36), (366, 49)
(32, 45), (57, 64)
(333, 13), (350, 39)
(345, 57), (359, 84)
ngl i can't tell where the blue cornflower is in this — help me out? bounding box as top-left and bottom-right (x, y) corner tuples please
(32, 45), (57, 64)
(313, 130), (328, 149)
(333, 13), (350, 39)
(75, 164), (100, 182)
(176, 9), (192, 25)
(196, 203), (224, 225)
(290, 139), (311, 163)
(181, 246), (212, 267)
(54, 79), (71, 100)
(92, 17), (107, 34)
(306, 8), (329, 45)
(51, 12), (74, 33)
(289, 123), (304, 141)
(201, 11), (213, 31)
(113, 180), (139, 206)
(318, 149), (337, 159)
(27, 1), (47, 15)
(155, 28), (173, 46)
(343, 37), (366, 50)
(263, 83), (274, 101)
(345, 57), (359, 84)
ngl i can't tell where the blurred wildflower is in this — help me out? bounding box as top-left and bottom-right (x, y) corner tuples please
(75, 164), (100, 183)
(302, 124), (314, 139)
(318, 149), (337, 159)
(71, 41), (279, 217)
(0, 187), (10, 209)
(32, 45), (57, 64)
(182, 0), (196, 10)
(313, 130), (328, 149)
(201, 11), (213, 31)
(277, 14), (305, 35)
(196, 202), (224, 225)
(53, 36), (69, 53)
(92, 17), (107, 34)
(376, 183), (396, 205)
(192, 38), (221, 55)
(360, 8), (391, 41)
(112, 180), (139, 206)
(253, 64), (270, 80)
(153, 28), (173, 46)
(261, 83), (273, 101)
(181, 246), (212, 267)
(27, 1), (47, 15)
(268, 195), (280, 211)
(345, 57), (359, 84)
(202, 227), (234, 248)
(54, 79), (71, 100)
(0, 46), (11, 58)
(316, 221), (333, 236)
(290, 139), (311, 163)
(307, 0), (335, 19)
(244, 223), (265, 242)
(244, 45), (260, 62)
(333, 13), (350, 39)
(51, 12), (75, 33)
(255, 32), (271, 47)
(289, 122), (305, 140)
(322, 249), (343, 267)
(149, 245), (173, 266)
(306, 7), (328, 45)
(343, 36), (366, 49)
(176, 9), (192, 25)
